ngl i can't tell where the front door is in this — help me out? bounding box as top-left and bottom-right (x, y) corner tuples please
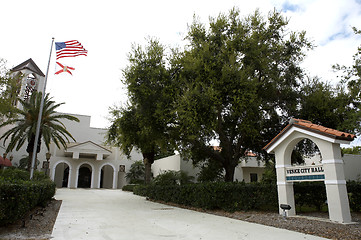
(78, 166), (91, 188)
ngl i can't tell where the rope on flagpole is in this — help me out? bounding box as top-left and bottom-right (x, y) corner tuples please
(30, 37), (55, 180)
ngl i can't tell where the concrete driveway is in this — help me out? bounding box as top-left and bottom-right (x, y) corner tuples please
(52, 189), (327, 240)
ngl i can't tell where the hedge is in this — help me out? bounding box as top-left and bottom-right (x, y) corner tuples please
(134, 181), (361, 213)
(134, 182), (278, 212)
(0, 168), (56, 225)
(122, 184), (140, 192)
(294, 182), (327, 211)
(347, 181), (361, 212)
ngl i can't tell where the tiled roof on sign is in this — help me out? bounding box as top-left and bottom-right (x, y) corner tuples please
(291, 118), (355, 140)
(263, 118), (356, 152)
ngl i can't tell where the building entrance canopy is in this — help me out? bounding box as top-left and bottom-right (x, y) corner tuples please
(65, 141), (112, 160)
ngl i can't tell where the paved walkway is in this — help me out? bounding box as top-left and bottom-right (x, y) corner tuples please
(52, 189), (327, 240)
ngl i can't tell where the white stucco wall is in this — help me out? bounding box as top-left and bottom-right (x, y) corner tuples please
(343, 154), (361, 181)
(0, 111), (143, 189)
(152, 154), (181, 177)
(180, 157), (201, 179)
(152, 154), (265, 183)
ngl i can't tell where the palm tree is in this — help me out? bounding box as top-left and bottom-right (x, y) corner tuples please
(0, 91), (79, 170)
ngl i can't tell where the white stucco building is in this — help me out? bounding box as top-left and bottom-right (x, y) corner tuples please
(47, 114), (143, 189)
(1, 59), (359, 189)
(152, 153), (266, 183)
(0, 59), (143, 189)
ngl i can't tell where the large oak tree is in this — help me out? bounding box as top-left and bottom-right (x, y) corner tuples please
(172, 9), (312, 181)
(107, 38), (174, 184)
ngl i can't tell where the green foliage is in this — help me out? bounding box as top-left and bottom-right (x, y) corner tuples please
(0, 168), (50, 182)
(122, 184), (140, 192)
(290, 139), (321, 165)
(342, 146), (361, 155)
(260, 161), (277, 184)
(172, 8), (312, 182)
(107, 38), (176, 184)
(297, 77), (361, 135)
(347, 181), (361, 212)
(294, 182), (327, 211)
(126, 160), (145, 184)
(333, 27), (361, 102)
(0, 58), (20, 122)
(196, 158), (224, 182)
(0, 167), (29, 181)
(0, 91), (79, 170)
(153, 170), (194, 186)
(0, 91), (79, 153)
(18, 155), (40, 170)
(134, 181), (361, 213)
(0, 168), (56, 225)
(134, 182), (278, 212)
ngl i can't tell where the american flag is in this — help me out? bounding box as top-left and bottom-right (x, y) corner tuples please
(55, 40), (88, 60)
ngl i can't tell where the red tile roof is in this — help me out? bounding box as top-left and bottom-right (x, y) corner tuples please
(0, 156), (12, 167)
(212, 146), (257, 157)
(263, 118), (356, 152)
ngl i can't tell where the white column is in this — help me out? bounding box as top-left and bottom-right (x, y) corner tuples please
(323, 158), (352, 223)
(112, 169), (118, 189)
(276, 165), (296, 216)
(67, 168), (72, 188)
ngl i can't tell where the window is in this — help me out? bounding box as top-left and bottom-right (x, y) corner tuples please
(250, 173), (258, 182)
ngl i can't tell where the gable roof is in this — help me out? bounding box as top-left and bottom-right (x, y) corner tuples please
(11, 58), (45, 77)
(263, 118), (355, 153)
(67, 141), (111, 153)
(65, 141), (112, 160)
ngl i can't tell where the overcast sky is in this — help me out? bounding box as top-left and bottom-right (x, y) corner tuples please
(1, 0), (361, 131)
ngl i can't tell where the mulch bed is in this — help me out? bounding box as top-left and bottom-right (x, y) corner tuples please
(157, 200), (361, 240)
(0, 199), (62, 240)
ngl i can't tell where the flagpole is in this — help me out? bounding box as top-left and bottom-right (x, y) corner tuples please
(30, 37), (55, 180)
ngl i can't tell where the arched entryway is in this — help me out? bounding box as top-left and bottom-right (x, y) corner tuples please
(290, 138), (328, 213)
(54, 162), (71, 188)
(78, 164), (92, 188)
(100, 164), (114, 189)
(264, 118), (355, 223)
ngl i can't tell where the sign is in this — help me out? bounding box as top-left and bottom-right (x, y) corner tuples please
(119, 165), (125, 172)
(285, 165), (324, 182)
(42, 161), (49, 169)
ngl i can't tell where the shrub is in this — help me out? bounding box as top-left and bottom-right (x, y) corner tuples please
(0, 167), (30, 181)
(153, 170), (194, 186)
(347, 181), (361, 212)
(122, 184), (139, 192)
(294, 182), (327, 211)
(0, 168), (56, 225)
(134, 180), (361, 213)
(196, 159), (224, 183)
(134, 182), (278, 212)
(126, 161), (145, 184)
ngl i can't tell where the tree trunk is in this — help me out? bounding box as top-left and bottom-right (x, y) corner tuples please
(27, 153), (32, 172)
(143, 158), (152, 185)
(27, 152), (38, 172)
(224, 164), (236, 182)
(143, 152), (155, 185)
(26, 134), (41, 172)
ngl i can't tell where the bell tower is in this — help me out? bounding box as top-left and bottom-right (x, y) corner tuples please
(10, 58), (45, 108)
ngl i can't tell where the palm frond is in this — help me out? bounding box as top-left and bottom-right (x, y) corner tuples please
(0, 91), (79, 154)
